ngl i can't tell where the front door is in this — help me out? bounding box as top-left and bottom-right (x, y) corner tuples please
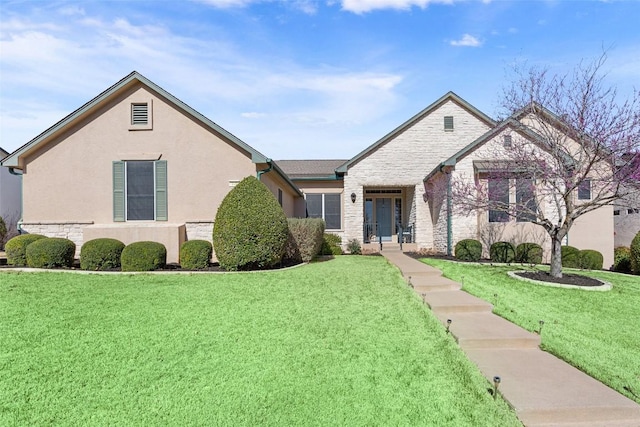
(375, 198), (392, 241)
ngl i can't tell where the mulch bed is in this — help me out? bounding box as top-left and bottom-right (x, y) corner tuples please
(404, 252), (605, 287)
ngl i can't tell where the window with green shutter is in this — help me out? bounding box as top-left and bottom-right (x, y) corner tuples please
(113, 160), (167, 221)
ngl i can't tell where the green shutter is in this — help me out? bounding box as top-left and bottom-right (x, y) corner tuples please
(113, 161), (125, 222)
(155, 160), (168, 221)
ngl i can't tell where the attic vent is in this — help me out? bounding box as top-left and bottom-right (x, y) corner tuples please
(131, 103), (148, 125)
(503, 135), (512, 147)
(444, 116), (454, 131)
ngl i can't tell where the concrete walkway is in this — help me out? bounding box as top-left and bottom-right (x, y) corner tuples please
(381, 248), (640, 427)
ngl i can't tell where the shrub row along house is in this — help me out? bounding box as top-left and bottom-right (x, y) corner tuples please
(2, 71), (632, 267)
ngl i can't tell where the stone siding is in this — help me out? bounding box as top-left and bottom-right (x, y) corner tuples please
(20, 221), (93, 257)
(343, 99), (491, 249)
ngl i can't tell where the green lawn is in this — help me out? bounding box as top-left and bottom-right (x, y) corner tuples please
(0, 257), (520, 426)
(420, 258), (640, 404)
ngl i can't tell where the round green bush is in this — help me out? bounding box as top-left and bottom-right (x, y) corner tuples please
(121, 241), (167, 272)
(212, 176), (289, 271)
(320, 233), (342, 255)
(561, 245), (580, 268)
(578, 249), (603, 270)
(454, 239), (482, 261)
(26, 237), (76, 268)
(80, 238), (125, 271)
(630, 231), (640, 275)
(5, 234), (47, 266)
(613, 246), (632, 273)
(515, 242), (543, 264)
(180, 240), (212, 270)
(489, 241), (516, 263)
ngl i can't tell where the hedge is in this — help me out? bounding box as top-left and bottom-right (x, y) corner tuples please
(320, 233), (342, 255)
(630, 231), (640, 275)
(283, 218), (325, 263)
(26, 237), (76, 268)
(80, 238), (125, 271)
(561, 246), (580, 268)
(180, 240), (213, 270)
(121, 241), (167, 272)
(613, 246), (632, 273)
(515, 242), (543, 264)
(489, 241), (516, 263)
(212, 176), (289, 271)
(5, 234), (47, 266)
(578, 249), (603, 271)
(454, 239), (482, 261)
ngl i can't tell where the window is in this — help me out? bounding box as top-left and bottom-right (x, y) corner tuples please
(516, 178), (536, 222)
(503, 135), (512, 147)
(488, 178), (509, 222)
(614, 210), (620, 216)
(306, 193), (341, 230)
(578, 179), (591, 200)
(444, 116), (454, 131)
(113, 160), (167, 221)
(278, 189), (283, 207)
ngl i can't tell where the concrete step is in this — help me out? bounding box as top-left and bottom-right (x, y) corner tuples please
(413, 282), (462, 292)
(434, 312), (541, 349)
(465, 348), (640, 426)
(422, 290), (493, 315)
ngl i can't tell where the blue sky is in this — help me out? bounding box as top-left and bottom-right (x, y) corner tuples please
(1, 0), (638, 159)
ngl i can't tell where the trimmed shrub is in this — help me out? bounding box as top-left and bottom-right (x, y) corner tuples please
(489, 241), (516, 263)
(283, 218), (325, 263)
(121, 241), (166, 272)
(454, 239), (482, 261)
(5, 234), (47, 266)
(613, 246), (632, 273)
(515, 242), (543, 264)
(578, 249), (603, 271)
(347, 239), (362, 255)
(320, 233), (342, 255)
(80, 238), (125, 271)
(561, 245), (580, 268)
(26, 237), (75, 268)
(630, 231), (640, 275)
(180, 240), (212, 270)
(212, 176), (289, 271)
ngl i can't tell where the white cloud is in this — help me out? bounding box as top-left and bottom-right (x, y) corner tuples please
(340, 0), (455, 14)
(450, 34), (482, 47)
(0, 8), (403, 157)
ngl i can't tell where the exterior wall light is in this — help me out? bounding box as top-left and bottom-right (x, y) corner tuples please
(351, 192), (357, 203)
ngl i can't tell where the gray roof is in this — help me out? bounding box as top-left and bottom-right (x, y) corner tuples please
(276, 159), (347, 180)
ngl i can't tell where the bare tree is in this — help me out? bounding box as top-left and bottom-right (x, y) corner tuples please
(452, 53), (640, 278)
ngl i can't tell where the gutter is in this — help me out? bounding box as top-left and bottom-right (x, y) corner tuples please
(443, 165), (453, 257)
(256, 159), (273, 180)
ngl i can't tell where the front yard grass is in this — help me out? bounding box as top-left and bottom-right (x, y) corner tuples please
(0, 256), (520, 426)
(420, 258), (640, 404)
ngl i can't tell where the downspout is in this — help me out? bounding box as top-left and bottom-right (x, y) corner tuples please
(446, 169), (453, 256)
(256, 159), (273, 181)
(8, 167), (24, 234)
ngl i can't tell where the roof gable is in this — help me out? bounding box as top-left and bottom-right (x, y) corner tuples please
(337, 91), (496, 173)
(1, 71), (271, 168)
(423, 118), (543, 182)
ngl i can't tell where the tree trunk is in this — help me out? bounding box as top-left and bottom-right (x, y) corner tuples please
(550, 235), (563, 278)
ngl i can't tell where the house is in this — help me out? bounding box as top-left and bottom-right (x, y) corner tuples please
(0, 146), (22, 239)
(2, 73), (618, 266)
(0, 72), (304, 263)
(280, 93), (615, 267)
